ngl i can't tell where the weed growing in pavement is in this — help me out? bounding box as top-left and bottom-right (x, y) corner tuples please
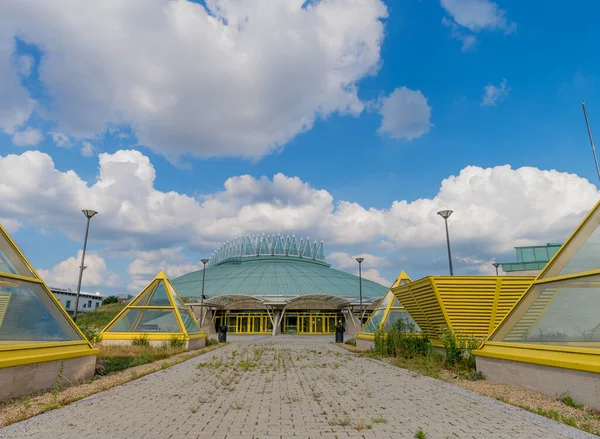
(371, 415), (387, 424)
(328, 417), (351, 427)
(414, 428), (427, 438)
(230, 402), (243, 410)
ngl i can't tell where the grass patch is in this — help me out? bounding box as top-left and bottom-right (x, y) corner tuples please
(75, 302), (126, 342)
(96, 345), (186, 374)
(562, 395), (584, 409)
(344, 338), (356, 346)
(414, 428), (427, 439)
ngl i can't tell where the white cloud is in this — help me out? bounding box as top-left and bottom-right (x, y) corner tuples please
(17, 54), (34, 77)
(481, 78), (509, 107)
(48, 131), (70, 147)
(0, 149), (598, 268)
(38, 251), (119, 289)
(377, 87), (432, 141)
(0, 25), (34, 134)
(2, 0), (388, 160)
(81, 141), (94, 157)
(440, 0), (515, 33)
(441, 17), (476, 52)
(12, 127), (43, 146)
(440, 0), (515, 50)
(127, 247), (202, 291)
(360, 268), (391, 286)
(328, 252), (391, 286)
(328, 252), (389, 270)
(0, 217), (22, 234)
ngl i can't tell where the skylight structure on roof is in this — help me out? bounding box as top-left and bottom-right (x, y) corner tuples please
(207, 234), (326, 267)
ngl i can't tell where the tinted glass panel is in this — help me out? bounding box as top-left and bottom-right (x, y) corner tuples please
(0, 233), (35, 277)
(180, 309), (202, 333)
(361, 309), (385, 333)
(383, 310), (421, 332)
(0, 276), (80, 341)
(493, 274), (600, 345)
(147, 281), (172, 306)
(108, 309), (180, 333)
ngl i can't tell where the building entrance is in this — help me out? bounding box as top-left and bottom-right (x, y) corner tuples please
(284, 312), (339, 334)
(214, 311), (273, 334)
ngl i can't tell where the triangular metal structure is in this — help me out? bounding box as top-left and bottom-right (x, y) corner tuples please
(358, 271), (418, 336)
(487, 200), (600, 345)
(100, 271), (205, 343)
(0, 223), (98, 370)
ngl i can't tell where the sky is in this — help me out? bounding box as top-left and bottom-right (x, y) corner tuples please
(1, 0), (600, 296)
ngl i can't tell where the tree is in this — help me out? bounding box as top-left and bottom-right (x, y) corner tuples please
(102, 295), (119, 305)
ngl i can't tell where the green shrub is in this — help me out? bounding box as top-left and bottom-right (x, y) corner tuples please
(132, 333), (150, 347)
(169, 335), (186, 348)
(375, 317), (431, 359)
(205, 337), (219, 347)
(102, 295), (120, 305)
(562, 395), (584, 409)
(439, 326), (482, 370)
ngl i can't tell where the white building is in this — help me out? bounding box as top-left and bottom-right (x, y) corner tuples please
(50, 287), (104, 315)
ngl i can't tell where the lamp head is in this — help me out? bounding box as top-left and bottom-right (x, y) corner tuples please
(82, 210), (98, 219)
(355, 257), (365, 264)
(492, 263), (500, 268)
(437, 209), (453, 219)
(201, 258), (209, 265)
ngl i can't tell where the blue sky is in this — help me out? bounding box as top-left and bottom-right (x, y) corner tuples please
(0, 0), (599, 295)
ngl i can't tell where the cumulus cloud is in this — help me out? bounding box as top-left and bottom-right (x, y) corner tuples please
(0, 27), (34, 134)
(48, 131), (70, 147)
(127, 247), (202, 291)
(328, 252), (391, 286)
(481, 78), (509, 107)
(377, 87), (432, 141)
(440, 0), (515, 49)
(1, 0), (388, 159)
(328, 252), (389, 271)
(0, 149), (598, 272)
(38, 251), (119, 290)
(360, 268), (391, 286)
(81, 141), (94, 157)
(0, 217), (22, 234)
(12, 127), (43, 146)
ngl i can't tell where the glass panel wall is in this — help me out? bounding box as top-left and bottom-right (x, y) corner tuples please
(0, 277), (80, 341)
(493, 274), (600, 345)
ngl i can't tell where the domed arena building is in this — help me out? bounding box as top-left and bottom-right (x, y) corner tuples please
(172, 235), (388, 335)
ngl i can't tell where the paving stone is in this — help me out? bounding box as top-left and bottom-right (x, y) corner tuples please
(0, 336), (594, 438)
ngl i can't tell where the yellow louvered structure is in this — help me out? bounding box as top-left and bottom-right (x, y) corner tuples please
(0, 293), (10, 328)
(391, 276), (534, 346)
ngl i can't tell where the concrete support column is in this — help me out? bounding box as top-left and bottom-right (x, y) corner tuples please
(272, 311), (281, 336)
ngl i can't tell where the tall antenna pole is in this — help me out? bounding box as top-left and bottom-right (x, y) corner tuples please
(582, 101), (600, 184)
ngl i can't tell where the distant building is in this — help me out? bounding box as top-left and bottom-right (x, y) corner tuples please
(499, 243), (562, 276)
(118, 295), (133, 303)
(49, 287), (104, 315)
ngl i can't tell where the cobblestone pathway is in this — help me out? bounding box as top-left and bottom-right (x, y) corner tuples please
(0, 337), (594, 439)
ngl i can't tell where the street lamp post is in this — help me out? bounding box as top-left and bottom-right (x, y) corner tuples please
(437, 210), (454, 276)
(492, 262), (500, 276)
(355, 257), (365, 322)
(200, 259), (209, 327)
(73, 210), (98, 322)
